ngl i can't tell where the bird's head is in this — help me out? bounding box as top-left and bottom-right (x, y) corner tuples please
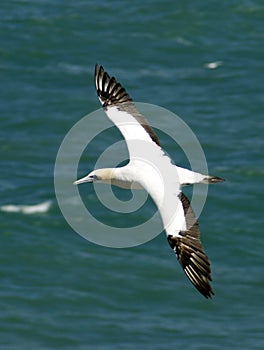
(73, 168), (113, 185)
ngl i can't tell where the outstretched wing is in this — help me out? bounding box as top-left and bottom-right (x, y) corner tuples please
(94, 64), (161, 156)
(167, 192), (214, 298)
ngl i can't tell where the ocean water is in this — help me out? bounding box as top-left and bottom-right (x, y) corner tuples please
(1, 0), (263, 349)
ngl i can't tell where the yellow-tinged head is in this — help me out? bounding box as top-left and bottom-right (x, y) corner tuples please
(73, 168), (115, 185)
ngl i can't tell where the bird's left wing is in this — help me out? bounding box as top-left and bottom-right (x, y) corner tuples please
(138, 170), (214, 299)
(167, 192), (214, 298)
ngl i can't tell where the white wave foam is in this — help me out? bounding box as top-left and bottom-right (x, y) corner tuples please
(1, 200), (52, 214)
(58, 63), (87, 75)
(204, 61), (223, 69)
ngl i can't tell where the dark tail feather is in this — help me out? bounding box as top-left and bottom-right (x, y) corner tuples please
(205, 176), (225, 184)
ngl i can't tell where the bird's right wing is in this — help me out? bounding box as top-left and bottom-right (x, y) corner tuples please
(94, 64), (161, 159)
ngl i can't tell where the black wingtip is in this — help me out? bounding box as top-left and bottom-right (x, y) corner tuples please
(94, 64), (132, 107)
(183, 263), (215, 299)
(168, 233), (215, 299)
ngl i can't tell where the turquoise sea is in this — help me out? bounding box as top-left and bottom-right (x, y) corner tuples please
(1, 1), (263, 349)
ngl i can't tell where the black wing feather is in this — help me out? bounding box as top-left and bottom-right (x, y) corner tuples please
(167, 193), (214, 299)
(94, 64), (161, 146)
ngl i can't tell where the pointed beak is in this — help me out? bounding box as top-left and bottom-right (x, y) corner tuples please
(73, 175), (93, 185)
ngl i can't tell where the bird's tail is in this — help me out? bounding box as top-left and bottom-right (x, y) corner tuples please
(200, 175), (225, 184)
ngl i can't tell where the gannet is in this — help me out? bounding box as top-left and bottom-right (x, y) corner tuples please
(74, 64), (224, 298)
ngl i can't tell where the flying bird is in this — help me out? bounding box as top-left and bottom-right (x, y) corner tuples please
(74, 64), (224, 298)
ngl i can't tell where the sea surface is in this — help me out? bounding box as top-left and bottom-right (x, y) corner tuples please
(1, 1), (263, 349)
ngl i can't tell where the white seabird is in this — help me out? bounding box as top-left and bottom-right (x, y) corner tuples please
(74, 64), (224, 298)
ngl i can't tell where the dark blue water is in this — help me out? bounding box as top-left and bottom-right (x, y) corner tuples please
(1, 1), (263, 349)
